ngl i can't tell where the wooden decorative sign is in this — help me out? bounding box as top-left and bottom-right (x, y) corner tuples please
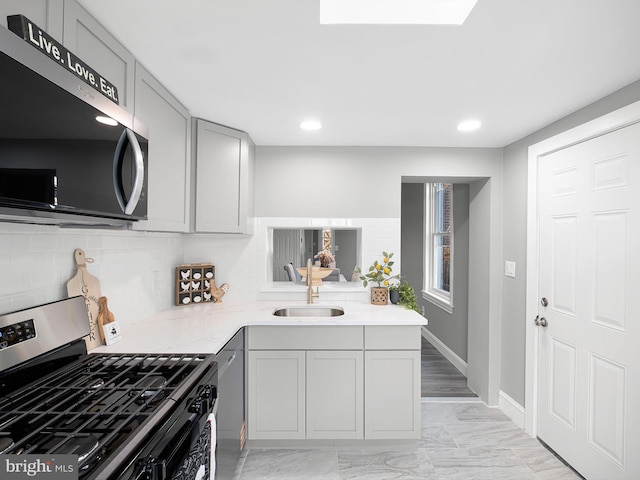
(7, 14), (120, 104)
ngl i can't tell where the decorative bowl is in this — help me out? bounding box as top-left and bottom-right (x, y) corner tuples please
(296, 266), (334, 285)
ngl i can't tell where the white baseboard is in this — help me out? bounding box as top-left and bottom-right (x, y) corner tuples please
(498, 390), (525, 430)
(421, 327), (467, 376)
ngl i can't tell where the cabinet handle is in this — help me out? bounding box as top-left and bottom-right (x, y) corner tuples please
(227, 353), (236, 366)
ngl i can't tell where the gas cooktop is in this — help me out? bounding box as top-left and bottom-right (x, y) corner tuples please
(0, 298), (218, 479)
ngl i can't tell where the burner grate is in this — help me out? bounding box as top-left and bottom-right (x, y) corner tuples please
(0, 352), (213, 478)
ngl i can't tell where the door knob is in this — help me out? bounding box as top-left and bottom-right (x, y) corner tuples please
(534, 316), (548, 327)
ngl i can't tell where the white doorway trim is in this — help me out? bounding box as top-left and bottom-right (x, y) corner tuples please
(524, 99), (640, 437)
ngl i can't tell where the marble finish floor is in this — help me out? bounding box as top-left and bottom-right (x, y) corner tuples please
(421, 336), (477, 398)
(235, 401), (583, 480)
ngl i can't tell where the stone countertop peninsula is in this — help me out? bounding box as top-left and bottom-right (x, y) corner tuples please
(91, 300), (427, 355)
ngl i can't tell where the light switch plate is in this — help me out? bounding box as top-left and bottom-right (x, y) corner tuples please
(505, 261), (516, 278)
(103, 321), (123, 345)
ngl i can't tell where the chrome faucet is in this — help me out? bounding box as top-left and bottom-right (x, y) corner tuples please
(306, 258), (314, 304)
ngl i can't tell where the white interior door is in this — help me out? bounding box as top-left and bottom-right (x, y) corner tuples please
(537, 122), (640, 479)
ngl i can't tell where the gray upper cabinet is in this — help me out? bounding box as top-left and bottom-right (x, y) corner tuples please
(0, 0), (64, 39)
(194, 120), (255, 234)
(62, 0), (134, 112)
(133, 62), (192, 233)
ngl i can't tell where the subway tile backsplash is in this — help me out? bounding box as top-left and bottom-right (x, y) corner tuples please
(0, 223), (183, 324)
(0, 217), (400, 323)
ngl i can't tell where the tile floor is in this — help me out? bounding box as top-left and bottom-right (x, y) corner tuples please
(235, 401), (583, 480)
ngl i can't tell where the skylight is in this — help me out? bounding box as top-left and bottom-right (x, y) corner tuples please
(320, 0), (478, 25)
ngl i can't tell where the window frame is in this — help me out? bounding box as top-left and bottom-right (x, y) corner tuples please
(423, 182), (454, 313)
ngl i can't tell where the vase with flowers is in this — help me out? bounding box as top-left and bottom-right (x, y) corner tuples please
(315, 250), (334, 268)
(355, 251), (399, 305)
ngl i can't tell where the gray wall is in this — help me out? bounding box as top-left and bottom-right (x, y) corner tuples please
(400, 182), (424, 311)
(402, 183), (470, 363)
(467, 179), (494, 401)
(255, 146), (502, 218)
(500, 79), (640, 406)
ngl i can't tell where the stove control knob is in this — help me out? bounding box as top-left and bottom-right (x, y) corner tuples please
(188, 397), (204, 414)
(202, 384), (217, 399)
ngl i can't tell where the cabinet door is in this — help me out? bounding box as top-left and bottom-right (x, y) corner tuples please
(62, 0), (135, 111)
(0, 0), (63, 39)
(132, 62), (191, 232)
(247, 350), (305, 440)
(364, 350), (421, 439)
(306, 351), (363, 439)
(195, 120), (253, 233)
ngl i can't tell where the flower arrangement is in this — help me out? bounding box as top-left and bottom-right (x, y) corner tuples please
(315, 250), (334, 268)
(356, 251), (399, 287)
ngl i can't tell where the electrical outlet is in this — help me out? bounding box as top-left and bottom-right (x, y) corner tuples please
(505, 261), (516, 278)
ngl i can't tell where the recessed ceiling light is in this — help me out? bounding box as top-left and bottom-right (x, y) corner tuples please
(320, 0), (478, 25)
(95, 115), (118, 126)
(300, 120), (322, 131)
(457, 119), (482, 132)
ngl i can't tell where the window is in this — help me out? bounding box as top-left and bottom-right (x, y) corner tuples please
(424, 182), (453, 312)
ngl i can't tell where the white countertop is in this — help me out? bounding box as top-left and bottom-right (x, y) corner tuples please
(91, 300), (427, 355)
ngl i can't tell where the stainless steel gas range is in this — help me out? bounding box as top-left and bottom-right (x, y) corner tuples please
(0, 297), (218, 480)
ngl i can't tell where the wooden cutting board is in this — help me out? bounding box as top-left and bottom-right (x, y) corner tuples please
(66, 248), (102, 350)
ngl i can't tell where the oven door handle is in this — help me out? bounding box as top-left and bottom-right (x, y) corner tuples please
(134, 397), (216, 480)
(135, 412), (200, 480)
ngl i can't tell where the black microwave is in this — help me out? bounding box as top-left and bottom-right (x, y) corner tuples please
(0, 25), (147, 226)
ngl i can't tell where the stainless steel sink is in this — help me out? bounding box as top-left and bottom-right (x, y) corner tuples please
(272, 306), (345, 317)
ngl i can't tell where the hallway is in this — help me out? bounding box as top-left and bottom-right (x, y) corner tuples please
(421, 335), (476, 398)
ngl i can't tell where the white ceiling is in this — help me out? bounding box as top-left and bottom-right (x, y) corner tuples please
(77, 0), (640, 147)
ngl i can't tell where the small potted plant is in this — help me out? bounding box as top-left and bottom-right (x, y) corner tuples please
(389, 282), (400, 304)
(397, 278), (421, 313)
(355, 252), (399, 305)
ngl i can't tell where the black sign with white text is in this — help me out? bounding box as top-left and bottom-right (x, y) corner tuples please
(7, 14), (120, 104)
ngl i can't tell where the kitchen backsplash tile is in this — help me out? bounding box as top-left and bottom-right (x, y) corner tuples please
(0, 223), (183, 323)
(0, 216), (400, 323)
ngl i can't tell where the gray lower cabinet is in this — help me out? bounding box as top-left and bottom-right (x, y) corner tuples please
(306, 350), (363, 439)
(247, 349), (363, 440)
(364, 325), (422, 439)
(247, 350), (306, 440)
(364, 350), (421, 439)
(246, 325), (421, 441)
(133, 62), (191, 232)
